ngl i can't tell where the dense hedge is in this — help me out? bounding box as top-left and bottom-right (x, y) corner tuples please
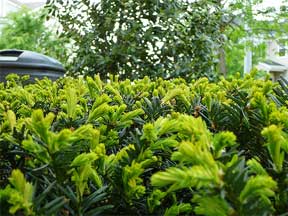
(1, 73), (288, 215)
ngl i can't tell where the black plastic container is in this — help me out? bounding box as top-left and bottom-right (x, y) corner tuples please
(0, 49), (65, 82)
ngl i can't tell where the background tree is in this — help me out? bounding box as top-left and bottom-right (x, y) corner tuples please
(0, 7), (69, 66)
(46, 0), (225, 81)
(223, 0), (288, 77)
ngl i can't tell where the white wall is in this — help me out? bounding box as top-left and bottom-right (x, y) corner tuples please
(0, 0), (22, 30)
(0, 0), (7, 30)
(6, 0), (21, 15)
(0, 0), (21, 17)
(0, 0), (5, 17)
(266, 40), (279, 57)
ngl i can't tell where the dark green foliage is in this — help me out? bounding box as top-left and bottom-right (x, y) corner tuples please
(46, 0), (223, 81)
(0, 73), (288, 215)
(271, 76), (288, 108)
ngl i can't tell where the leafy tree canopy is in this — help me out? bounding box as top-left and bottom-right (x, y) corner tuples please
(46, 0), (226, 81)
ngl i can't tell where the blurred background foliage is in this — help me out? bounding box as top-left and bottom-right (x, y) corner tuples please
(0, 7), (70, 69)
(1, 1), (288, 81)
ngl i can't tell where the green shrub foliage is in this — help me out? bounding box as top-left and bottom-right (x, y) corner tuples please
(46, 0), (223, 80)
(1, 73), (288, 215)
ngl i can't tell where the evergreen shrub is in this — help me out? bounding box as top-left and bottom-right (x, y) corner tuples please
(0, 73), (288, 215)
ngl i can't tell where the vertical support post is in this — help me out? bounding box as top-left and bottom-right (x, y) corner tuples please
(244, 49), (252, 74)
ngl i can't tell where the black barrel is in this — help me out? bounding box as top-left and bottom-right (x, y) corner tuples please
(0, 49), (65, 82)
